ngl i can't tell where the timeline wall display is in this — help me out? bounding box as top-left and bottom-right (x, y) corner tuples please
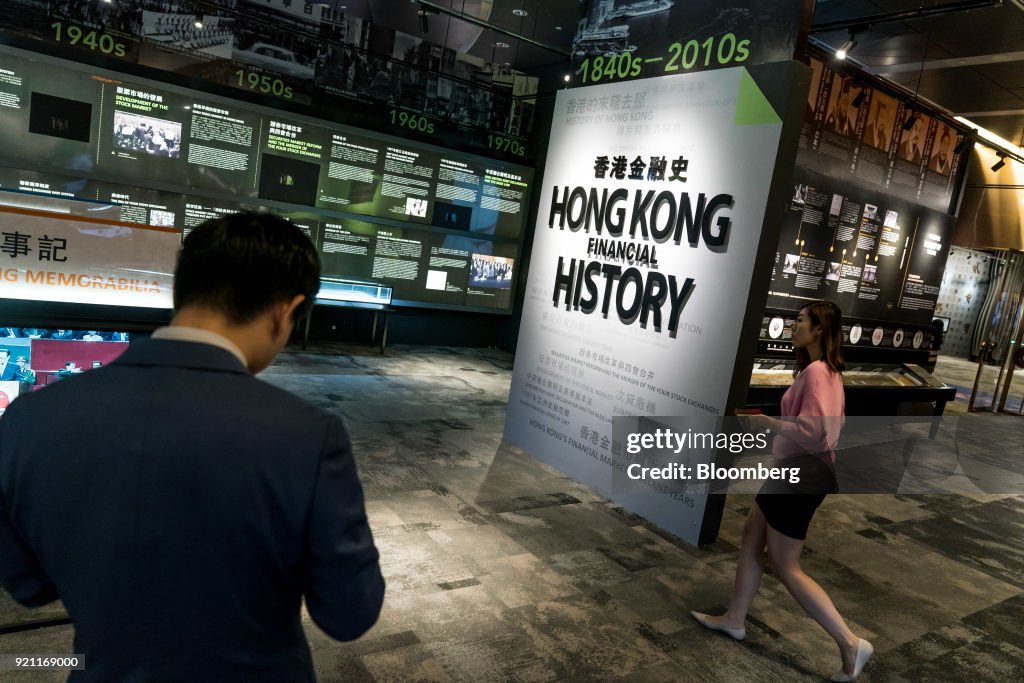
(798, 57), (969, 215)
(4, 0), (538, 162)
(314, 218), (516, 311)
(571, 0), (810, 85)
(0, 45), (533, 313)
(769, 55), (965, 328)
(767, 168), (954, 325)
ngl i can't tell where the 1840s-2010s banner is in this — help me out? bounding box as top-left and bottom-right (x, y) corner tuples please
(504, 65), (796, 545)
(0, 205), (177, 308)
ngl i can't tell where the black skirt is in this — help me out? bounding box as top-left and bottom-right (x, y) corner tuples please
(755, 452), (838, 541)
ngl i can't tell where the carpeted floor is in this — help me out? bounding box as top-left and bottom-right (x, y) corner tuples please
(1, 346), (1022, 681)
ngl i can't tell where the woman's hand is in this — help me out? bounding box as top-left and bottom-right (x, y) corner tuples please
(735, 411), (782, 435)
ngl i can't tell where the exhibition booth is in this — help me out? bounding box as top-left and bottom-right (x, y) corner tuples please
(3, 1), (1024, 680)
(0, 1), (978, 546)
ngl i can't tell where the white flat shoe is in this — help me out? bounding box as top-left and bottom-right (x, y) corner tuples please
(831, 638), (873, 681)
(690, 611), (745, 641)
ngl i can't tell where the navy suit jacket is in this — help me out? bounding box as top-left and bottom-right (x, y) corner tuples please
(0, 339), (384, 681)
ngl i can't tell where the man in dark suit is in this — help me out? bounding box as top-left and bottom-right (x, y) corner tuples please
(0, 212), (385, 681)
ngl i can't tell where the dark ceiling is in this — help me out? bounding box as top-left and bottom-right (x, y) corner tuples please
(810, 0), (1024, 146)
(332, 1), (1024, 145)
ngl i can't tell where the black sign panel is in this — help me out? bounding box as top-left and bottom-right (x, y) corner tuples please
(28, 93), (92, 142)
(767, 169), (954, 325)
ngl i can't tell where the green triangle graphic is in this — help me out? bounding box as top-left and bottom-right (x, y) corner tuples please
(735, 68), (781, 126)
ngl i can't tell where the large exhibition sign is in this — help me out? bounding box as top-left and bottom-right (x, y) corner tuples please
(504, 64), (803, 545)
(0, 205), (177, 308)
(572, 0), (811, 84)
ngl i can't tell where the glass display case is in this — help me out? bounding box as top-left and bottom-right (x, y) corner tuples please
(303, 278), (393, 352)
(751, 360), (947, 389)
(747, 358), (956, 421)
(314, 278), (392, 309)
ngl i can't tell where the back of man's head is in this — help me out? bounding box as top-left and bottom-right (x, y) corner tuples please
(174, 212), (320, 324)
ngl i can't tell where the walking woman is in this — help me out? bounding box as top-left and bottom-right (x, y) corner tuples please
(691, 301), (873, 681)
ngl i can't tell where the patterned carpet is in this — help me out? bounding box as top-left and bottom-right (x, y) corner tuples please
(1, 346), (1022, 681)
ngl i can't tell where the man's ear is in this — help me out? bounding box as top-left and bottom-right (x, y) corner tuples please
(272, 295), (307, 337)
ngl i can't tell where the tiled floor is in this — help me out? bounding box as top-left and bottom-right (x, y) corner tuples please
(1, 347), (1022, 681)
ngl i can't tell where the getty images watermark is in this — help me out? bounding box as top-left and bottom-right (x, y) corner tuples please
(611, 414), (1015, 497)
(624, 427), (803, 484)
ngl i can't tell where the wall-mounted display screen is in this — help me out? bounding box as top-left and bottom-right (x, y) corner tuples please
(0, 45), (533, 314)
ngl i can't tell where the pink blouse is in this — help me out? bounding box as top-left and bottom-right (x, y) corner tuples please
(773, 360), (845, 463)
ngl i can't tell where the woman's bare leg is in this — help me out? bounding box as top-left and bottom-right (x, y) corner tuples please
(704, 502), (767, 629)
(766, 525), (862, 674)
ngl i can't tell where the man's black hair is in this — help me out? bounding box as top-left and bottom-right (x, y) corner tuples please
(174, 212), (320, 324)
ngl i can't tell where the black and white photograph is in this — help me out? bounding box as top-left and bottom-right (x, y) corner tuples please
(826, 261), (841, 281)
(470, 253), (514, 289)
(783, 253), (800, 275)
(929, 123), (957, 175)
(862, 90), (897, 151)
(113, 111), (182, 158)
(142, 5), (234, 60)
(823, 74), (856, 137)
(150, 209), (176, 227)
(829, 193), (843, 216)
(862, 203), (878, 221)
(406, 197), (428, 218)
(791, 183), (808, 205)
(862, 263), (878, 283)
(898, 111), (928, 164)
(51, 0), (142, 35)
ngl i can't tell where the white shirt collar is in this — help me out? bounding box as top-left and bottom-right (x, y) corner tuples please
(151, 326), (248, 368)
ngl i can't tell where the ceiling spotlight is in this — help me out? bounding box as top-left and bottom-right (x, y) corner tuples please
(194, 15), (204, 30)
(513, 9), (528, 17)
(564, 74), (570, 82)
(836, 33), (857, 60)
(418, 8), (429, 33)
(991, 153), (1007, 172)
(902, 112), (917, 131)
(852, 89), (866, 108)
(495, 42), (510, 48)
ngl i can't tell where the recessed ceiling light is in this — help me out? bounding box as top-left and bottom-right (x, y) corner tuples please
(554, 26), (562, 31)
(495, 42), (510, 48)
(513, 9), (528, 17)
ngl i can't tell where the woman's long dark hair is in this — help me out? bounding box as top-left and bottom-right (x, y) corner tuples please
(795, 300), (846, 376)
